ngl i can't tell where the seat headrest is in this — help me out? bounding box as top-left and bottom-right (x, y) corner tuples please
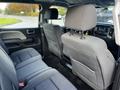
(65, 4), (97, 31)
(44, 8), (58, 20)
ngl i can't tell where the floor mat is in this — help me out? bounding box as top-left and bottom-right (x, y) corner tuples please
(43, 54), (93, 90)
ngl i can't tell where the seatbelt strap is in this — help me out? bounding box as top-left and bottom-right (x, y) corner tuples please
(40, 25), (46, 58)
(117, 47), (120, 59)
(115, 46), (120, 66)
(116, 57), (120, 66)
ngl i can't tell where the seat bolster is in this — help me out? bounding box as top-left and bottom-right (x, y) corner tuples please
(16, 56), (49, 81)
(23, 69), (77, 90)
(0, 39), (9, 54)
(16, 55), (42, 69)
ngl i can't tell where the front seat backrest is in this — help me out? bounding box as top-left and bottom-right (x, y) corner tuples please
(43, 8), (64, 58)
(61, 5), (115, 90)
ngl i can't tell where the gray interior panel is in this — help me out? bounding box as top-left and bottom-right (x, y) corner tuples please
(0, 31), (26, 40)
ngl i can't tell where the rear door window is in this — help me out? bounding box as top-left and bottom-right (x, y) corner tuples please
(0, 3), (40, 29)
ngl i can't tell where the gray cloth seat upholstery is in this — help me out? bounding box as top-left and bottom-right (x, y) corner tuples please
(23, 68), (76, 90)
(0, 39), (42, 65)
(0, 46), (76, 90)
(43, 8), (64, 58)
(61, 4), (115, 90)
(11, 48), (42, 66)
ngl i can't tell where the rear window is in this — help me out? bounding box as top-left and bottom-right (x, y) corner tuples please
(48, 6), (67, 27)
(0, 3), (40, 29)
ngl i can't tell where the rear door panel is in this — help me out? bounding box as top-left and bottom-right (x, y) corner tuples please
(0, 28), (41, 53)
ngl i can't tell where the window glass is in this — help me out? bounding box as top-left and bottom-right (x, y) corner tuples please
(0, 3), (40, 29)
(48, 6), (67, 26)
(97, 7), (113, 25)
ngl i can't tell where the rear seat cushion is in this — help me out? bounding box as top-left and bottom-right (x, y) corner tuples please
(15, 51), (77, 90)
(11, 48), (41, 66)
(23, 69), (77, 90)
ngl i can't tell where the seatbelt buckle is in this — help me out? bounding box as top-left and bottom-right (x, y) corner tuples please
(19, 81), (27, 89)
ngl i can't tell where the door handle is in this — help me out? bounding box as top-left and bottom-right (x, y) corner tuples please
(26, 29), (35, 34)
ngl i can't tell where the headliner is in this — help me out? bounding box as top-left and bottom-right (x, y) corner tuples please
(0, 0), (115, 7)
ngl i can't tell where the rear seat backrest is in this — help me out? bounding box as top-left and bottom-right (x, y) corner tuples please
(43, 8), (64, 58)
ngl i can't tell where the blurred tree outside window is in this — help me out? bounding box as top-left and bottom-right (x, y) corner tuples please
(0, 3), (41, 29)
(5, 3), (39, 16)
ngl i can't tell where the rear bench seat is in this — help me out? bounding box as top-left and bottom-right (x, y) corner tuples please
(0, 39), (42, 65)
(0, 44), (77, 90)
